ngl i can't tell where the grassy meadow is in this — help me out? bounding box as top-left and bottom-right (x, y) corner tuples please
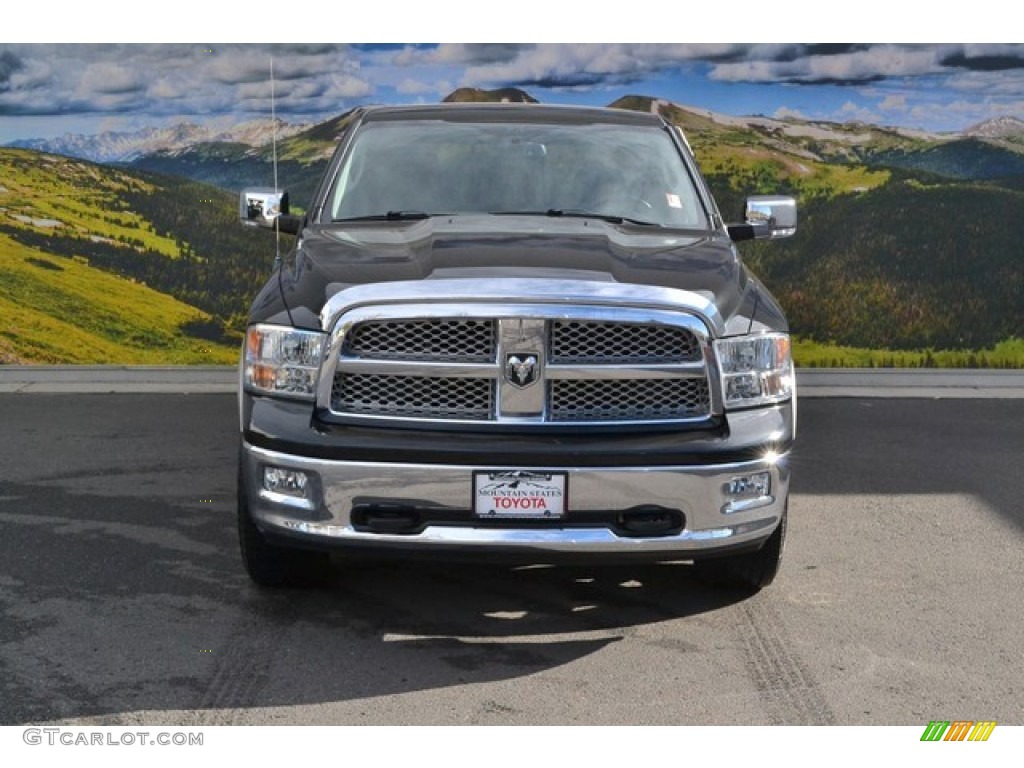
(0, 149), (240, 364)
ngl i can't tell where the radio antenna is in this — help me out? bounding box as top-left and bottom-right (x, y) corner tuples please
(271, 57), (279, 192)
(270, 57), (281, 264)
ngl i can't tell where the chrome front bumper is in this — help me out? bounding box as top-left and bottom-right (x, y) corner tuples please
(241, 441), (789, 556)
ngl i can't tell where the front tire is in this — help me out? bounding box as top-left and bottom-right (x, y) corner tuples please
(694, 505), (786, 591)
(238, 475), (330, 588)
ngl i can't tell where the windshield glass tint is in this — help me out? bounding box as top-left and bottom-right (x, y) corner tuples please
(329, 120), (709, 229)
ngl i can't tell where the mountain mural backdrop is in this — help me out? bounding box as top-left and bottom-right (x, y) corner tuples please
(2, 88), (1022, 366)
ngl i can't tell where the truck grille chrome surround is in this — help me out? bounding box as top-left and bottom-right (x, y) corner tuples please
(317, 297), (720, 428)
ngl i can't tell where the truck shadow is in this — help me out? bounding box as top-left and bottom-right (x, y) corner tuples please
(0, 479), (749, 724)
(199, 558), (749, 720)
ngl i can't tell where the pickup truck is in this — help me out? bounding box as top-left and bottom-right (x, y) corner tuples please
(238, 102), (797, 591)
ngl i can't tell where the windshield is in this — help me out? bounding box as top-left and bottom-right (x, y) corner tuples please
(328, 119), (709, 229)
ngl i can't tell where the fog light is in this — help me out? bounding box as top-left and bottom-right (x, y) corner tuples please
(263, 467), (309, 499)
(723, 471), (772, 514)
(727, 471), (771, 499)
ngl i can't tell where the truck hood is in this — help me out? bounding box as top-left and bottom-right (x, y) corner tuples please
(272, 215), (777, 334)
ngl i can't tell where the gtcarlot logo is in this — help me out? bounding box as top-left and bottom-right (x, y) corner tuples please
(23, 728), (203, 747)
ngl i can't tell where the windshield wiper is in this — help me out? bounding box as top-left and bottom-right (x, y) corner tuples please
(333, 211), (432, 222)
(491, 209), (660, 227)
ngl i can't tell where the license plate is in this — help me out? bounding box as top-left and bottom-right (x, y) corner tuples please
(473, 471), (567, 519)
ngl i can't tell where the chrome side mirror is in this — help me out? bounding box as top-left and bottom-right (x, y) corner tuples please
(728, 195), (798, 242)
(240, 188), (289, 229)
(744, 195), (797, 239)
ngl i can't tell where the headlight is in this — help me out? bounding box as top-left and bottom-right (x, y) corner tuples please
(244, 325), (325, 400)
(715, 333), (793, 409)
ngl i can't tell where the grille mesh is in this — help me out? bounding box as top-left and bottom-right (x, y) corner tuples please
(332, 315), (711, 424)
(345, 319), (494, 362)
(549, 378), (710, 422)
(550, 321), (700, 364)
(332, 373), (493, 419)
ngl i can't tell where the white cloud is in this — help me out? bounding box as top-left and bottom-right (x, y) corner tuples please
(228, 82), (267, 102)
(7, 56), (52, 91)
(710, 46), (945, 84)
(149, 78), (188, 101)
(395, 78), (454, 96)
(394, 44), (531, 68)
(773, 106), (808, 120)
(365, 43), (1024, 96)
(3, 42), (1024, 139)
(451, 44), (720, 89)
(79, 62), (144, 95)
(323, 73), (373, 100)
(879, 94), (907, 112)
(945, 70), (1024, 96)
(837, 100), (882, 124)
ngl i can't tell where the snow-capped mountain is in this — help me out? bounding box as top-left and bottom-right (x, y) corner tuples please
(964, 116), (1024, 140)
(6, 119), (309, 163)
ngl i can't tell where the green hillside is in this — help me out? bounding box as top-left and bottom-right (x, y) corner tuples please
(130, 143), (329, 213)
(6, 91), (1023, 368)
(865, 138), (1024, 179)
(610, 94), (1024, 186)
(604, 97), (1023, 363)
(740, 179), (1024, 352)
(0, 148), (271, 364)
(0, 238), (235, 364)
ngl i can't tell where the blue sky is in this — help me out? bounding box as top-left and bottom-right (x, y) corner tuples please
(2, 38), (1022, 143)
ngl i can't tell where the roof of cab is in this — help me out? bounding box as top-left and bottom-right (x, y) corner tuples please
(357, 102), (666, 127)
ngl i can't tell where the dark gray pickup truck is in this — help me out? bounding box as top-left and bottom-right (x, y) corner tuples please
(237, 103), (797, 591)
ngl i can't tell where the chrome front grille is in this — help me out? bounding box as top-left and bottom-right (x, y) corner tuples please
(549, 378), (710, 422)
(332, 373), (493, 419)
(327, 308), (713, 426)
(550, 320), (700, 364)
(345, 318), (495, 362)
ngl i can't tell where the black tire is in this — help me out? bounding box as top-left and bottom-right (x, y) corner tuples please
(694, 505), (786, 592)
(238, 479), (330, 589)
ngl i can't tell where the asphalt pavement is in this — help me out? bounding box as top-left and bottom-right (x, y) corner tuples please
(0, 385), (1021, 726)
